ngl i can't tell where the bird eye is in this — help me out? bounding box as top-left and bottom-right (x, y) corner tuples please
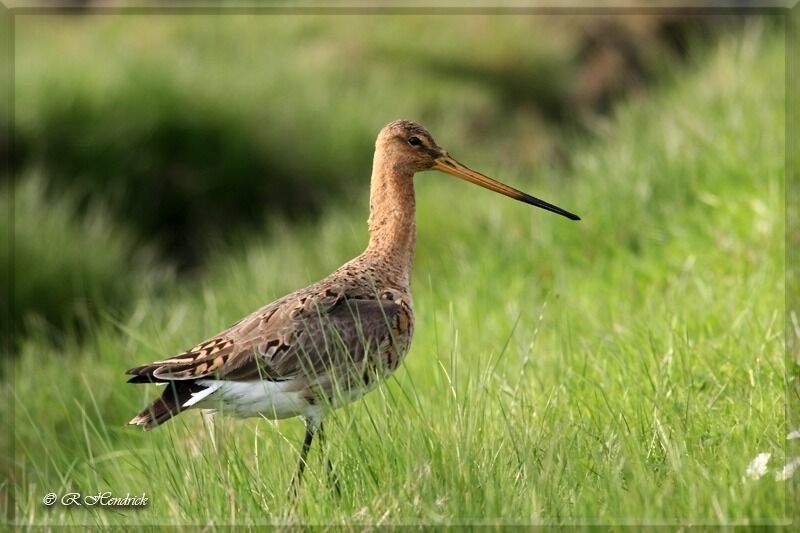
(407, 136), (422, 147)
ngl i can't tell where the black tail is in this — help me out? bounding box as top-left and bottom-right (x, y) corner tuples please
(127, 380), (201, 431)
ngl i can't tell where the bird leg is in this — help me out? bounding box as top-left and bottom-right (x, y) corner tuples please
(318, 421), (341, 496)
(289, 418), (341, 497)
(290, 420), (316, 495)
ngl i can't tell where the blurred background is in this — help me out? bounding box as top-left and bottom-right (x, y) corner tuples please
(3, 8), (792, 526)
(3, 11), (754, 350)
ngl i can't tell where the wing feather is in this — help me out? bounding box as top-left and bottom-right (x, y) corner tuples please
(126, 286), (405, 385)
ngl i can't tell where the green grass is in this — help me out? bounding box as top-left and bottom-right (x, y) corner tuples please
(4, 14), (738, 342)
(8, 26), (788, 526)
(10, 14), (713, 266)
(6, 13), (637, 338)
(11, 14), (578, 264)
(0, 175), (168, 346)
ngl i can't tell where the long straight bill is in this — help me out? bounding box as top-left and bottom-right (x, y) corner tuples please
(433, 156), (580, 221)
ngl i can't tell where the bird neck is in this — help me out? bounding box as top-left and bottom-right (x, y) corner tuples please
(364, 157), (417, 288)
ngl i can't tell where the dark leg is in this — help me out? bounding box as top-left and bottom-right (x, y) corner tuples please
(290, 421), (315, 494)
(318, 421), (341, 496)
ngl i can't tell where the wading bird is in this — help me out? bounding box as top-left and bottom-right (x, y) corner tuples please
(127, 120), (579, 489)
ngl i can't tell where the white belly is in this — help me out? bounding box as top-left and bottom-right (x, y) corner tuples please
(191, 379), (313, 420)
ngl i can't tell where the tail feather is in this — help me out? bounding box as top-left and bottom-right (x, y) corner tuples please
(128, 381), (202, 430)
(126, 364), (165, 383)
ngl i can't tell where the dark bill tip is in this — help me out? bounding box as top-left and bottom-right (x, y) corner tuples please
(517, 192), (581, 221)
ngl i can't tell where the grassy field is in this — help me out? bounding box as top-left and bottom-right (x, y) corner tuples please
(11, 13), (588, 266)
(10, 13), (707, 343)
(9, 25), (788, 526)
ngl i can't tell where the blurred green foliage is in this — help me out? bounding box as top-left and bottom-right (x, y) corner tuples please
(4, 13), (735, 345)
(1, 176), (166, 346)
(10, 15), (715, 264)
(10, 26), (787, 525)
